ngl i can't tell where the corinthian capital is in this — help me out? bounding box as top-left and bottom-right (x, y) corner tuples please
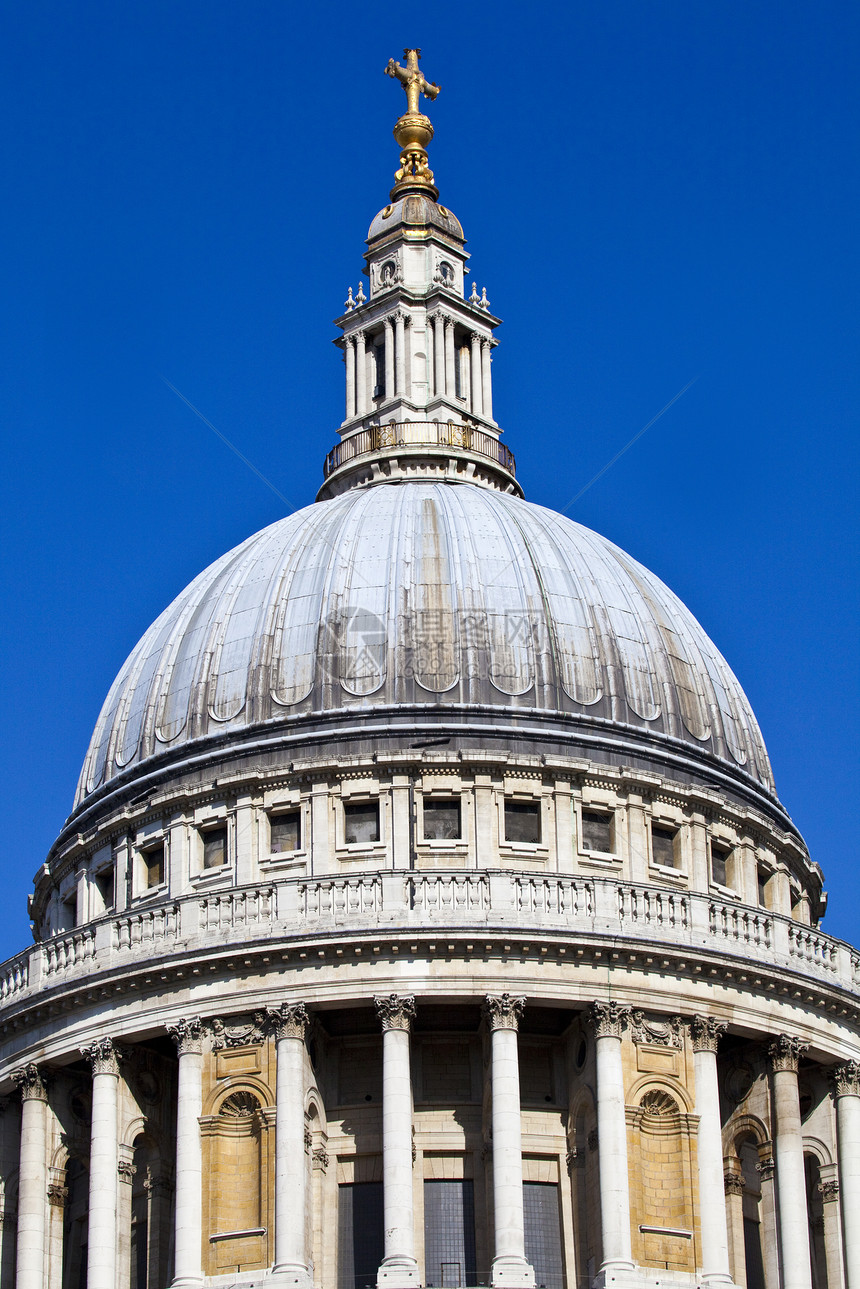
(483, 993), (525, 1032)
(266, 1002), (309, 1041)
(589, 1001), (631, 1039)
(12, 1063), (49, 1103)
(167, 1017), (205, 1056)
(690, 1015), (728, 1053)
(82, 1037), (123, 1077)
(768, 1034), (808, 1074)
(374, 994), (416, 1032)
(831, 1060), (860, 1098)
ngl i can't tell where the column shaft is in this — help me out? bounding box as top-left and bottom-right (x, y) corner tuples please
(394, 314), (406, 397)
(345, 339), (356, 420)
(355, 332), (367, 417)
(433, 316), (446, 396)
(271, 1003), (310, 1282)
(444, 320), (456, 398)
(86, 1055), (120, 1289)
(14, 1068), (48, 1289)
(470, 334), (483, 415)
(770, 1038), (813, 1289)
(485, 995), (534, 1289)
(590, 1004), (634, 1275)
(384, 320), (395, 403)
(171, 1027), (204, 1288)
(692, 1023), (733, 1284)
(375, 995), (418, 1289)
(481, 341), (494, 422)
(834, 1067), (860, 1289)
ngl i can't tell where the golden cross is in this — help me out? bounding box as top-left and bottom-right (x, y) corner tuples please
(385, 48), (440, 116)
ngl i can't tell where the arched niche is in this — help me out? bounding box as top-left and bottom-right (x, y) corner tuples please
(627, 1085), (697, 1275)
(200, 1085), (274, 1279)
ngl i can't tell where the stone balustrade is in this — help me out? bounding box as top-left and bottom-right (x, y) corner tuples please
(1, 871), (857, 1009)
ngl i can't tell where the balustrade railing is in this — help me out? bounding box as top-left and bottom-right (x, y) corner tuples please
(10, 872), (856, 1004)
(323, 421), (516, 479)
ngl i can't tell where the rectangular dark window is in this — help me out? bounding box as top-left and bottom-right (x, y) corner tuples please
(144, 844), (165, 888)
(344, 801), (380, 845)
(581, 809), (613, 853)
(95, 865), (115, 911)
(710, 842), (730, 887)
(338, 1181), (384, 1289)
(505, 800), (541, 844)
(202, 827), (227, 870)
(757, 868), (769, 907)
(423, 798), (462, 841)
(270, 811), (301, 854)
(651, 824), (678, 868)
(523, 1182), (564, 1289)
(423, 1179), (477, 1287)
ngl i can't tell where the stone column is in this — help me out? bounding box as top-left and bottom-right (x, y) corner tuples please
(12, 1064), (49, 1289)
(374, 994), (419, 1288)
(444, 319), (456, 398)
(345, 337), (356, 420)
(384, 319), (395, 403)
(470, 333), (483, 416)
(83, 1038), (122, 1289)
(481, 339), (493, 422)
(168, 1018), (205, 1288)
(433, 313), (446, 397)
(757, 1152), (780, 1289)
(394, 312), (407, 397)
(768, 1035), (812, 1289)
(268, 1003), (311, 1286)
(833, 1060), (860, 1289)
(484, 994), (535, 1289)
(691, 1017), (733, 1285)
(816, 1172), (844, 1289)
(355, 330), (367, 418)
(590, 1002), (635, 1277)
(722, 1169), (747, 1288)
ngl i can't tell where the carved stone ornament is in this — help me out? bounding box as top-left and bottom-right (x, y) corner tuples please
(723, 1172), (745, 1197)
(47, 1183), (68, 1208)
(313, 1147), (329, 1171)
(483, 993), (526, 1032)
(589, 1001), (631, 1040)
(757, 1155), (775, 1181)
(209, 1013), (267, 1051)
(266, 1002), (309, 1042)
(143, 1174), (174, 1197)
(82, 1038), (124, 1077)
(768, 1034), (809, 1074)
(167, 1016), (204, 1056)
(818, 1179), (840, 1202)
(631, 1011), (684, 1050)
(690, 1015), (728, 1053)
(639, 1089), (679, 1118)
(566, 1148), (583, 1173)
(374, 994), (417, 1032)
(304, 1125), (312, 1151)
(117, 1160), (137, 1185)
(219, 1091), (260, 1118)
(12, 1063), (48, 1103)
(830, 1060), (860, 1098)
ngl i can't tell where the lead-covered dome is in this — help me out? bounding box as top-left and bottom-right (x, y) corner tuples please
(76, 481), (773, 809)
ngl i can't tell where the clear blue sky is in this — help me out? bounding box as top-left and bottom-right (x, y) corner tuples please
(1, 2), (857, 955)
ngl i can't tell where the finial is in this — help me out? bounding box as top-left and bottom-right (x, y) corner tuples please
(384, 48), (441, 201)
(355, 283), (366, 306)
(344, 287), (355, 313)
(469, 282), (480, 305)
(480, 287), (491, 311)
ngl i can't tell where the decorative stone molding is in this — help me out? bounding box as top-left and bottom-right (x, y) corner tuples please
(690, 1015), (728, 1053)
(12, 1063), (48, 1103)
(483, 993), (525, 1032)
(818, 1179), (840, 1202)
(47, 1183), (68, 1208)
(143, 1174), (174, 1197)
(565, 1148), (581, 1174)
(118, 1160), (137, 1185)
(757, 1155), (775, 1181)
(723, 1171), (745, 1197)
(167, 1016), (204, 1056)
(631, 1011), (683, 1049)
(312, 1147), (329, 1171)
(82, 1037), (124, 1076)
(831, 1060), (860, 1097)
(768, 1034), (809, 1073)
(266, 1001), (309, 1041)
(589, 1001), (630, 1039)
(639, 1089), (680, 1118)
(304, 1125), (312, 1151)
(374, 993), (416, 1032)
(209, 1013), (267, 1050)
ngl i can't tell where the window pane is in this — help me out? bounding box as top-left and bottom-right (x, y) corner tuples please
(710, 844), (729, 886)
(270, 811), (301, 853)
(344, 802), (380, 845)
(423, 799), (461, 841)
(581, 810), (612, 853)
(757, 869), (768, 907)
(505, 801), (541, 844)
(95, 866), (115, 910)
(202, 827), (227, 870)
(424, 1180), (477, 1287)
(651, 825), (676, 868)
(338, 1181), (384, 1289)
(523, 1182), (564, 1289)
(144, 845), (164, 888)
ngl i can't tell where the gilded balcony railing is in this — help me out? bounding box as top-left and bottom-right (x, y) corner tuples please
(323, 420), (516, 479)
